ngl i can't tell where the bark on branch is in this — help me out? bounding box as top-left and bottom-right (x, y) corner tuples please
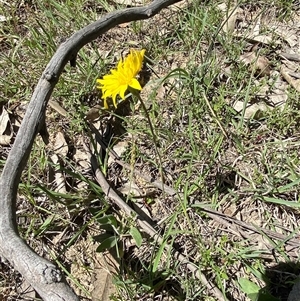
(0, 1), (183, 300)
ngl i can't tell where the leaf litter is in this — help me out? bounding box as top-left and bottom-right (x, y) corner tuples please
(0, 106), (12, 146)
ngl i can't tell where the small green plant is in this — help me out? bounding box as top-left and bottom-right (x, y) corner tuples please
(94, 214), (143, 253)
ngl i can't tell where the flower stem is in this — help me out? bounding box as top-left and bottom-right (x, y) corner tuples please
(134, 93), (165, 191)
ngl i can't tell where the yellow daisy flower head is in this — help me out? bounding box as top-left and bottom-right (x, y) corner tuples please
(97, 49), (146, 108)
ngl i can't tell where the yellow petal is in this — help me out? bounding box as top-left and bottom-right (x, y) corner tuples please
(104, 98), (108, 109)
(118, 84), (128, 99)
(129, 78), (142, 91)
(112, 98), (118, 108)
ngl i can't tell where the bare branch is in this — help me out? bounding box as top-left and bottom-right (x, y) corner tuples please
(0, 0), (183, 300)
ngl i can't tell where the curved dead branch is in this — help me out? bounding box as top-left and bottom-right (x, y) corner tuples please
(0, 1), (183, 300)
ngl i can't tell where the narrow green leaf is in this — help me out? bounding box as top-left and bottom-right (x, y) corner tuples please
(152, 239), (167, 273)
(152, 214), (177, 272)
(261, 196), (300, 208)
(99, 224), (115, 232)
(277, 178), (300, 193)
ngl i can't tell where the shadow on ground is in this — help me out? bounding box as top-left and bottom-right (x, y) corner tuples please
(258, 261), (300, 301)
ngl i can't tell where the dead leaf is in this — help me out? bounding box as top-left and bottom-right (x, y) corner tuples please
(255, 56), (271, 76)
(240, 51), (256, 65)
(251, 35), (273, 44)
(112, 0), (143, 5)
(119, 181), (142, 197)
(0, 107), (12, 145)
(118, 22), (130, 28)
(50, 132), (69, 193)
(50, 153), (67, 194)
(232, 15), (274, 45)
(234, 33), (274, 45)
(156, 84), (165, 101)
(140, 79), (165, 108)
(272, 25), (298, 48)
(74, 149), (90, 168)
(86, 105), (101, 121)
(240, 51), (271, 77)
(234, 101), (270, 119)
(252, 16), (261, 36)
(280, 52), (300, 63)
(53, 131), (68, 157)
(92, 252), (117, 301)
(267, 71), (288, 107)
(108, 141), (128, 166)
(288, 72), (300, 79)
(0, 107), (9, 134)
(52, 230), (66, 245)
(0, 134), (11, 145)
(222, 6), (238, 33)
(49, 100), (67, 117)
(281, 66), (300, 92)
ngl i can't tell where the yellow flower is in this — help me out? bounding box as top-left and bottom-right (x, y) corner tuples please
(97, 49), (146, 108)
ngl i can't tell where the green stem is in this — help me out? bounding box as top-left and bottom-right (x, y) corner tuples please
(134, 92), (165, 192)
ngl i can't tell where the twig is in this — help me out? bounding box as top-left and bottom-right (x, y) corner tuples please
(280, 65), (300, 92)
(194, 205), (300, 248)
(280, 52), (300, 62)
